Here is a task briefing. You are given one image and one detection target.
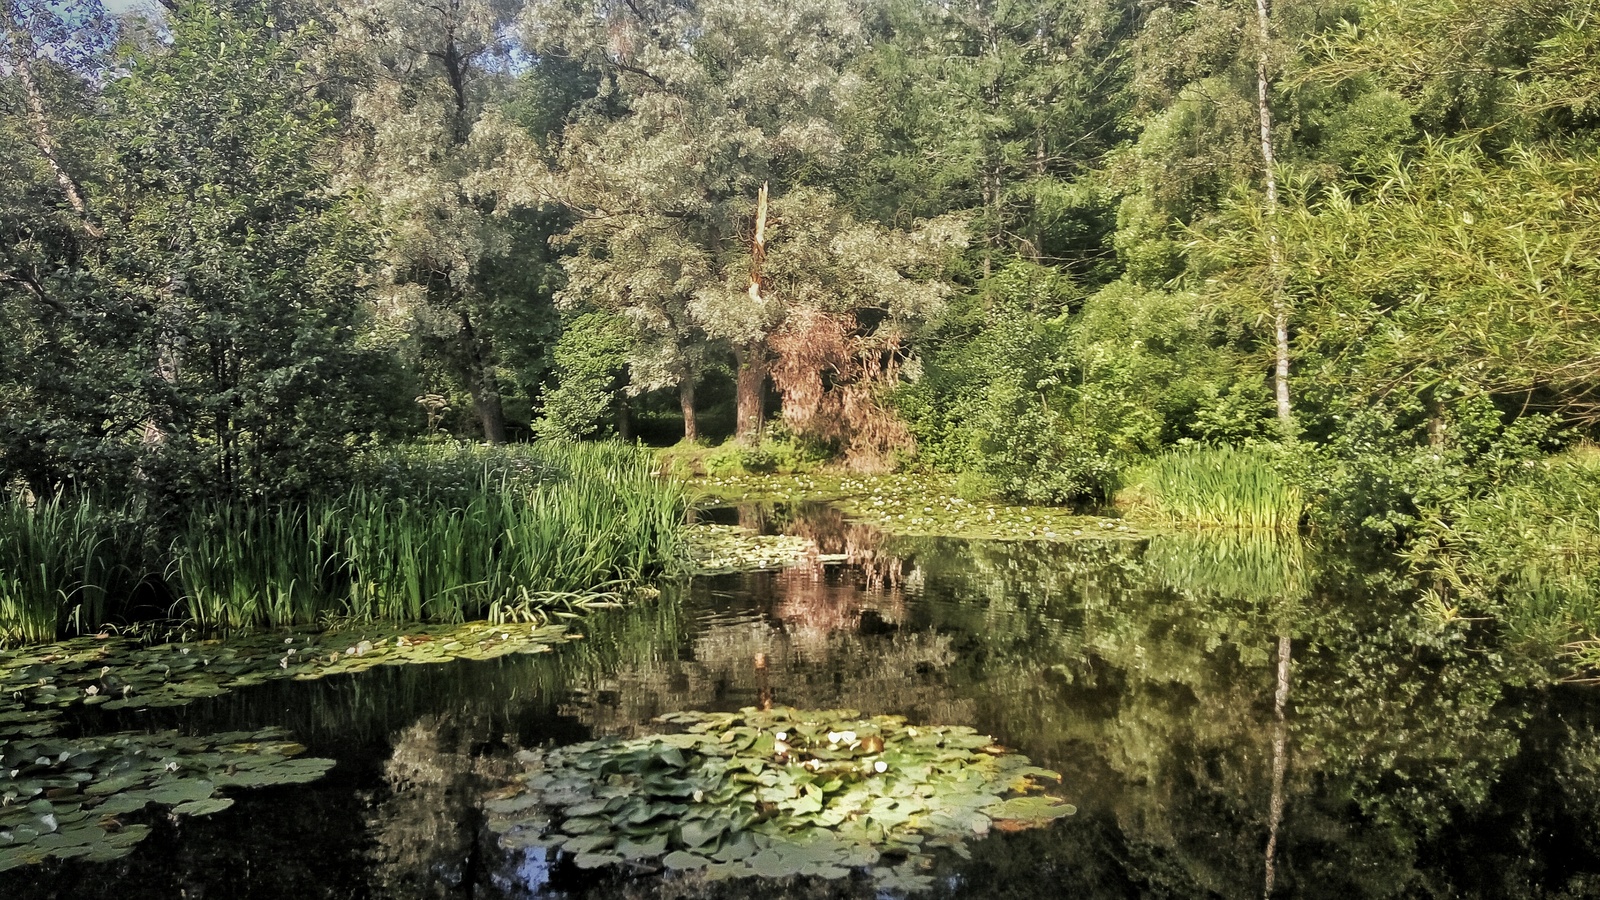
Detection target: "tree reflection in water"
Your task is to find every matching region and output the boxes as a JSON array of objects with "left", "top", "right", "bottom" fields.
[{"left": 6, "top": 503, "right": 1600, "bottom": 899}]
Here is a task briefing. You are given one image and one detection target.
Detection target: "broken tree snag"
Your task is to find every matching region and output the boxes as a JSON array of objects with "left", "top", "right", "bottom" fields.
[
  {"left": 734, "top": 183, "right": 771, "bottom": 446},
  {"left": 747, "top": 181, "right": 768, "bottom": 305}
]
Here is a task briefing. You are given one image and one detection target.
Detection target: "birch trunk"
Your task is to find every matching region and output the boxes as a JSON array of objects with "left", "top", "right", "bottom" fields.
[
  {"left": 3, "top": 0, "right": 100, "bottom": 237},
  {"left": 1255, "top": 0, "right": 1292, "bottom": 433}
]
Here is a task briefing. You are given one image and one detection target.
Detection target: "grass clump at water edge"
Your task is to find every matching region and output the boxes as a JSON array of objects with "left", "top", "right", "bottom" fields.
[
  {"left": 1, "top": 441, "right": 687, "bottom": 641},
  {"left": 1122, "top": 445, "right": 1302, "bottom": 532}
]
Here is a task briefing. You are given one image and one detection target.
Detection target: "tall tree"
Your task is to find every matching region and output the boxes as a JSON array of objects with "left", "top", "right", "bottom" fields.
[
  {"left": 332, "top": 0, "right": 557, "bottom": 442},
  {"left": 522, "top": 0, "right": 961, "bottom": 445},
  {"left": 98, "top": 2, "right": 392, "bottom": 501}
]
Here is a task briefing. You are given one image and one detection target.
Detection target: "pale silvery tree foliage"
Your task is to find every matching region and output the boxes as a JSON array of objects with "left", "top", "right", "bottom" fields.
[
  {"left": 516, "top": 0, "right": 963, "bottom": 444},
  {"left": 331, "top": 0, "right": 539, "bottom": 442}
]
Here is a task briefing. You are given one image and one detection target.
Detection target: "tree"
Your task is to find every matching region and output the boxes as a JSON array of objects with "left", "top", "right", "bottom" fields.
[
  {"left": 97, "top": 2, "right": 394, "bottom": 501},
  {"left": 332, "top": 0, "right": 559, "bottom": 442},
  {"left": 523, "top": 0, "right": 961, "bottom": 446},
  {"left": 848, "top": 0, "right": 1136, "bottom": 283}
]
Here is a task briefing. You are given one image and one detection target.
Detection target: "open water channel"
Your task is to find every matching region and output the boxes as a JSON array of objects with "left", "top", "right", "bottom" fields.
[{"left": 5, "top": 503, "right": 1600, "bottom": 898}]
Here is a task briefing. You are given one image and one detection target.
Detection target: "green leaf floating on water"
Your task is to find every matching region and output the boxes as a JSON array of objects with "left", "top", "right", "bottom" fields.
[
  {"left": 0, "top": 728, "right": 333, "bottom": 872},
  {"left": 0, "top": 621, "right": 573, "bottom": 728},
  {"left": 485, "top": 707, "right": 1075, "bottom": 889}
]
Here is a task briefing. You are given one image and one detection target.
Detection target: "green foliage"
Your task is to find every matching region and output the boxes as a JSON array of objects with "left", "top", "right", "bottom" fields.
[
  {"left": 487, "top": 707, "right": 1073, "bottom": 886},
  {"left": 99, "top": 2, "right": 395, "bottom": 502},
  {"left": 1290, "top": 390, "right": 1561, "bottom": 543},
  {"left": 1407, "top": 450, "right": 1600, "bottom": 660},
  {"left": 899, "top": 267, "right": 1256, "bottom": 505},
  {"left": 0, "top": 497, "right": 146, "bottom": 645},
  {"left": 535, "top": 312, "right": 631, "bottom": 442},
  {"left": 1127, "top": 445, "right": 1302, "bottom": 531}
]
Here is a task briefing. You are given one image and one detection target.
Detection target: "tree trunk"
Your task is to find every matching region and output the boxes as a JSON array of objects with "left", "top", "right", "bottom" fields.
[
  {"left": 1255, "top": 0, "right": 1292, "bottom": 435},
  {"left": 734, "top": 343, "right": 768, "bottom": 446},
  {"left": 616, "top": 393, "right": 632, "bottom": 442},
  {"left": 458, "top": 309, "right": 506, "bottom": 444},
  {"left": 679, "top": 379, "right": 698, "bottom": 443},
  {"left": 3, "top": 3, "right": 99, "bottom": 238},
  {"left": 1263, "top": 634, "right": 1292, "bottom": 898}
]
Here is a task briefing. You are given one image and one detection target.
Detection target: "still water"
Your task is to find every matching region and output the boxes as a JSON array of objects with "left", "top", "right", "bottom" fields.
[{"left": 6, "top": 504, "right": 1600, "bottom": 898}]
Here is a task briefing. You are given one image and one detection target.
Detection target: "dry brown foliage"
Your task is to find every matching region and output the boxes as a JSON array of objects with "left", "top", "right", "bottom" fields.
[{"left": 768, "top": 310, "right": 915, "bottom": 472}]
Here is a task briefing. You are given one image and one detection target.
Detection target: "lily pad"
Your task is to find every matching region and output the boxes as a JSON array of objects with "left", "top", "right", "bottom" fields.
[
  {"left": 485, "top": 707, "right": 1074, "bottom": 888},
  {"left": 0, "top": 728, "right": 332, "bottom": 869}
]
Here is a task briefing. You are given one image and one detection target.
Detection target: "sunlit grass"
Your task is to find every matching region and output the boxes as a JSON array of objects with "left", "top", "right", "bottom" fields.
[
  {"left": 2, "top": 442, "right": 687, "bottom": 641},
  {"left": 1124, "top": 445, "right": 1302, "bottom": 532}
]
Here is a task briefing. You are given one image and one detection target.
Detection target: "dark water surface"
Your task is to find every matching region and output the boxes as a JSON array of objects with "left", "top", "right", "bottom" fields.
[{"left": 7, "top": 504, "right": 1600, "bottom": 898}]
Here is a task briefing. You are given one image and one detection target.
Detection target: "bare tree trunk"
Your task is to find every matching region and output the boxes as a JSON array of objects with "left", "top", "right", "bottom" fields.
[
  {"left": 1255, "top": 0, "right": 1292, "bottom": 434},
  {"left": 734, "top": 343, "right": 767, "bottom": 446},
  {"left": 736, "top": 184, "right": 770, "bottom": 446},
  {"left": 3, "top": 3, "right": 100, "bottom": 238},
  {"left": 615, "top": 393, "right": 632, "bottom": 442},
  {"left": 1263, "top": 634, "right": 1292, "bottom": 898},
  {"left": 458, "top": 309, "right": 506, "bottom": 444},
  {"left": 679, "top": 379, "right": 698, "bottom": 443}
]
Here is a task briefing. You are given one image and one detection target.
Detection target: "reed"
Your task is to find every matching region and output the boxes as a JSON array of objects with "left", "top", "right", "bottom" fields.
[
  {"left": 3, "top": 443, "right": 688, "bottom": 640},
  {"left": 1125, "top": 445, "right": 1302, "bottom": 532},
  {"left": 173, "top": 441, "right": 688, "bottom": 629},
  {"left": 172, "top": 501, "right": 345, "bottom": 629},
  {"left": 0, "top": 496, "right": 142, "bottom": 644}
]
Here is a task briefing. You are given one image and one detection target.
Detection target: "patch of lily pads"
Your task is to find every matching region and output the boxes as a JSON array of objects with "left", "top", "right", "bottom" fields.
[
  {"left": 686, "top": 524, "right": 847, "bottom": 575},
  {"left": 687, "top": 473, "right": 1141, "bottom": 542},
  {"left": 0, "top": 727, "right": 333, "bottom": 871},
  {"left": 0, "top": 620, "right": 575, "bottom": 871},
  {"left": 485, "top": 707, "right": 1075, "bottom": 893},
  {"left": 0, "top": 621, "right": 575, "bottom": 722}
]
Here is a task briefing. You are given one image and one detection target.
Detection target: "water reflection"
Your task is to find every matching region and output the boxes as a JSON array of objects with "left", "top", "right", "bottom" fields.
[{"left": 4, "top": 506, "right": 1600, "bottom": 898}]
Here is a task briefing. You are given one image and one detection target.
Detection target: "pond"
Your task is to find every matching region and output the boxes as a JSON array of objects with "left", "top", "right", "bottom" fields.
[{"left": 4, "top": 502, "right": 1600, "bottom": 898}]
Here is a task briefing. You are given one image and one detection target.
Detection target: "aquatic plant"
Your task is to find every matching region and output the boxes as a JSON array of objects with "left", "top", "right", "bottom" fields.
[
  {"left": 0, "top": 497, "right": 144, "bottom": 645},
  {"left": 174, "top": 501, "right": 347, "bottom": 629},
  {"left": 485, "top": 707, "right": 1074, "bottom": 891},
  {"left": 0, "top": 621, "right": 573, "bottom": 721},
  {"left": 685, "top": 524, "right": 841, "bottom": 575},
  {"left": 1125, "top": 445, "right": 1302, "bottom": 531},
  {"left": 0, "top": 728, "right": 333, "bottom": 871},
  {"left": 686, "top": 472, "right": 1138, "bottom": 542},
  {"left": 0, "top": 442, "right": 687, "bottom": 641}
]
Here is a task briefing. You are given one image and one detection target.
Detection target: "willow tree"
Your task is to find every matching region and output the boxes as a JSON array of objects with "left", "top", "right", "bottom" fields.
[
  {"left": 520, "top": 0, "right": 955, "bottom": 444},
  {"left": 332, "top": 0, "right": 556, "bottom": 442}
]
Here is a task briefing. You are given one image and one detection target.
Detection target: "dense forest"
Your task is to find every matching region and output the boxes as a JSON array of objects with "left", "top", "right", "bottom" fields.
[{"left": 3, "top": 0, "right": 1599, "bottom": 650}]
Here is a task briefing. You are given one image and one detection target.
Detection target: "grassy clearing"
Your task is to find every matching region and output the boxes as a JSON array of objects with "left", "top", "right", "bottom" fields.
[
  {"left": 2, "top": 442, "right": 686, "bottom": 642},
  {"left": 1122, "top": 446, "right": 1301, "bottom": 532}
]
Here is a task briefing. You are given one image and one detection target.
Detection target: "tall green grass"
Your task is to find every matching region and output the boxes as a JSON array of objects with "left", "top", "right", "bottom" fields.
[
  {"left": 0, "top": 496, "right": 144, "bottom": 644},
  {"left": 2, "top": 442, "right": 687, "bottom": 642},
  {"left": 1125, "top": 445, "right": 1302, "bottom": 531},
  {"left": 173, "top": 441, "right": 687, "bottom": 629}
]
